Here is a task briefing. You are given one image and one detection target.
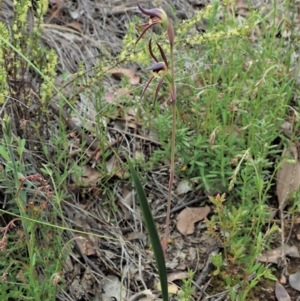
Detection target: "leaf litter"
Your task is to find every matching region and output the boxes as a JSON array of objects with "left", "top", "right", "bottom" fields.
[{"left": 4, "top": 0, "right": 300, "bottom": 300}]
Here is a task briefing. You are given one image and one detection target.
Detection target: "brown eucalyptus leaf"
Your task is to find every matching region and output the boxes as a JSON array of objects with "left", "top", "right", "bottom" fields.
[
  {"left": 275, "top": 282, "right": 291, "bottom": 301},
  {"left": 176, "top": 206, "right": 210, "bottom": 236},
  {"left": 276, "top": 143, "right": 300, "bottom": 211}
]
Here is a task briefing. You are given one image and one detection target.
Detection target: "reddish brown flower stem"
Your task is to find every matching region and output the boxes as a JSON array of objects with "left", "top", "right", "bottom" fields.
[
  {"left": 136, "top": 4, "right": 176, "bottom": 255},
  {"left": 164, "top": 43, "right": 176, "bottom": 255}
]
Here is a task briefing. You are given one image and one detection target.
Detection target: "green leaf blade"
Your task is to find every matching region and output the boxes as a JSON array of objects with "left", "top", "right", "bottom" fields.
[{"left": 128, "top": 160, "right": 169, "bottom": 301}]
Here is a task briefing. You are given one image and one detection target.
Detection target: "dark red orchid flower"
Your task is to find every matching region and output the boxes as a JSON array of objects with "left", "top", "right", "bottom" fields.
[
  {"left": 136, "top": 4, "right": 174, "bottom": 47},
  {"left": 140, "top": 39, "right": 170, "bottom": 100}
]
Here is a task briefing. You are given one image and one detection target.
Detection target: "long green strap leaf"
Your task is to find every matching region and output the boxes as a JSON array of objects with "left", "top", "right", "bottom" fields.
[{"left": 128, "top": 160, "right": 169, "bottom": 301}]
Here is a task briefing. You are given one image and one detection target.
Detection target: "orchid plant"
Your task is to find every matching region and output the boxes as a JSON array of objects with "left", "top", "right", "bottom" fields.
[
  {"left": 134, "top": 4, "right": 176, "bottom": 255},
  {"left": 128, "top": 5, "right": 177, "bottom": 300}
]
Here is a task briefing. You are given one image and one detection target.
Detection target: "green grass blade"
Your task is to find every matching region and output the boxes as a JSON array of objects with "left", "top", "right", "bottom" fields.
[{"left": 128, "top": 160, "right": 169, "bottom": 301}]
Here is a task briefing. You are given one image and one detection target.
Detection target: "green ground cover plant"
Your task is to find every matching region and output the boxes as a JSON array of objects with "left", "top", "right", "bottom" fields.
[
  {"left": 0, "top": 1, "right": 67, "bottom": 299},
  {"left": 127, "top": 1, "right": 299, "bottom": 300},
  {"left": 0, "top": 1, "right": 113, "bottom": 300}
]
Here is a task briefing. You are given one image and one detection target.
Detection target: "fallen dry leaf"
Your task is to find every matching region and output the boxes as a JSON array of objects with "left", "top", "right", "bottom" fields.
[
  {"left": 157, "top": 282, "right": 178, "bottom": 295},
  {"left": 117, "top": 187, "right": 134, "bottom": 219},
  {"left": 113, "top": 118, "right": 137, "bottom": 131},
  {"left": 176, "top": 179, "right": 192, "bottom": 195},
  {"left": 66, "top": 21, "right": 82, "bottom": 33},
  {"left": 116, "top": 87, "right": 131, "bottom": 98},
  {"left": 281, "top": 121, "right": 293, "bottom": 137},
  {"left": 16, "top": 270, "right": 27, "bottom": 283},
  {"left": 275, "top": 282, "right": 291, "bottom": 301},
  {"left": 49, "top": 0, "right": 63, "bottom": 3},
  {"left": 105, "top": 92, "right": 115, "bottom": 103},
  {"left": 128, "top": 290, "right": 155, "bottom": 301},
  {"left": 126, "top": 232, "right": 147, "bottom": 245},
  {"left": 289, "top": 271, "right": 300, "bottom": 292},
  {"left": 73, "top": 165, "right": 101, "bottom": 185},
  {"left": 74, "top": 234, "right": 96, "bottom": 256},
  {"left": 176, "top": 206, "right": 210, "bottom": 235},
  {"left": 280, "top": 274, "right": 287, "bottom": 285},
  {"left": 68, "top": 8, "right": 82, "bottom": 19},
  {"left": 277, "top": 143, "right": 300, "bottom": 211},
  {"left": 106, "top": 154, "right": 128, "bottom": 179},
  {"left": 167, "top": 271, "right": 190, "bottom": 282},
  {"left": 101, "top": 275, "right": 126, "bottom": 301},
  {"left": 235, "top": 0, "right": 250, "bottom": 17},
  {"left": 258, "top": 244, "right": 300, "bottom": 263},
  {"left": 64, "top": 256, "right": 74, "bottom": 272},
  {"left": 104, "top": 88, "right": 132, "bottom": 104},
  {"left": 104, "top": 67, "right": 140, "bottom": 85},
  {"left": 227, "top": 0, "right": 250, "bottom": 17}
]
